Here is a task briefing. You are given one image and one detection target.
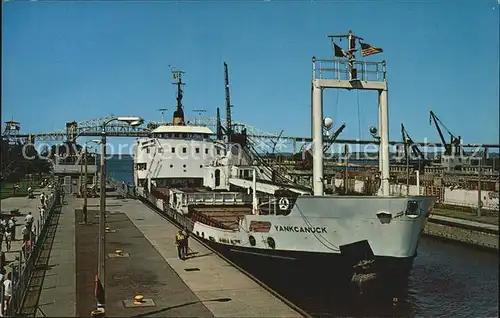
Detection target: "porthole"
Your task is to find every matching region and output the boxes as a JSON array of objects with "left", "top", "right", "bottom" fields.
[
  {"left": 267, "top": 237, "right": 276, "bottom": 249},
  {"left": 200, "top": 165, "right": 203, "bottom": 168},
  {"left": 183, "top": 164, "right": 186, "bottom": 168},
  {"left": 249, "top": 235, "right": 256, "bottom": 246},
  {"left": 170, "top": 164, "right": 173, "bottom": 168}
]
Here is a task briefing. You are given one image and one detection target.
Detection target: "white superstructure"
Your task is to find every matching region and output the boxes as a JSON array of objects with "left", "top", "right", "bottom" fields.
[{"left": 134, "top": 124, "right": 225, "bottom": 190}]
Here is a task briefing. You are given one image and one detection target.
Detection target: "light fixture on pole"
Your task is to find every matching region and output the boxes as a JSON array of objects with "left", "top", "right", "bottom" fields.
[
  {"left": 157, "top": 109, "right": 168, "bottom": 123},
  {"left": 93, "top": 116, "right": 143, "bottom": 316}
]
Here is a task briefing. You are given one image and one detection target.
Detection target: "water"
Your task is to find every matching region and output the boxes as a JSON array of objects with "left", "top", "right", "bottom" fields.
[
  {"left": 106, "top": 155, "right": 134, "bottom": 185},
  {"left": 107, "top": 155, "right": 499, "bottom": 317}
]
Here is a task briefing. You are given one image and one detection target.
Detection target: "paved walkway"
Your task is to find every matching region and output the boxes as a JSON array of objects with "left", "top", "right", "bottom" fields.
[
  {"left": 104, "top": 207, "right": 215, "bottom": 317},
  {"left": 1, "top": 187, "right": 50, "bottom": 259},
  {"left": 106, "top": 197, "right": 301, "bottom": 317},
  {"left": 33, "top": 196, "right": 77, "bottom": 317}
]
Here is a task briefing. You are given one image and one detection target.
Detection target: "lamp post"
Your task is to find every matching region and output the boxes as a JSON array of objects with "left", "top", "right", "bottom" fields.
[
  {"left": 81, "top": 140, "right": 101, "bottom": 224},
  {"left": 94, "top": 116, "right": 144, "bottom": 315}
]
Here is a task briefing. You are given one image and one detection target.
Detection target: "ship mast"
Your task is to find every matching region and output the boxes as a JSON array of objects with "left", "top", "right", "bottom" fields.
[
  {"left": 312, "top": 30, "right": 389, "bottom": 196},
  {"left": 171, "top": 69, "right": 185, "bottom": 126}
]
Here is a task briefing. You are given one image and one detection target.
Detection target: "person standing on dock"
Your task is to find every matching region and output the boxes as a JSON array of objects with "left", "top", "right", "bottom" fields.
[
  {"left": 182, "top": 229, "right": 190, "bottom": 257},
  {"left": 40, "top": 192, "right": 45, "bottom": 206},
  {"left": 40, "top": 206, "right": 46, "bottom": 225},
  {"left": 175, "top": 230, "right": 185, "bottom": 260},
  {"left": 61, "top": 188, "right": 65, "bottom": 205},
  {"left": 0, "top": 220, "right": 5, "bottom": 252}
]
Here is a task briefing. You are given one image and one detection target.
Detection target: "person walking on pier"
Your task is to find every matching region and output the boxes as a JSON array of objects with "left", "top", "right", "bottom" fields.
[
  {"left": 6, "top": 218, "right": 15, "bottom": 242},
  {"left": 3, "top": 273, "right": 12, "bottom": 313},
  {"left": 40, "top": 192, "right": 45, "bottom": 206},
  {"left": 25, "top": 212, "right": 34, "bottom": 231},
  {"left": 40, "top": 206, "right": 45, "bottom": 225},
  {"left": 4, "top": 231, "right": 11, "bottom": 253},
  {"left": 175, "top": 230, "right": 185, "bottom": 260}
]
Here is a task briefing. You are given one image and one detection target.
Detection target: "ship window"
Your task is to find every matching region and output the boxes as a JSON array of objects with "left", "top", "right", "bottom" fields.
[
  {"left": 183, "top": 164, "right": 186, "bottom": 168},
  {"left": 171, "top": 147, "right": 175, "bottom": 153},
  {"left": 182, "top": 148, "right": 187, "bottom": 153},
  {"left": 181, "top": 133, "right": 186, "bottom": 138},
  {"left": 205, "top": 149, "right": 209, "bottom": 154},
  {"left": 200, "top": 165, "right": 203, "bottom": 168},
  {"left": 195, "top": 148, "right": 200, "bottom": 154},
  {"left": 170, "top": 164, "right": 173, "bottom": 168},
  {"left": 146, "top": 148, "right": 150, "bottom": 154},
  {"left": 217, "top": 149, "right": 220, "bottom": 155}
]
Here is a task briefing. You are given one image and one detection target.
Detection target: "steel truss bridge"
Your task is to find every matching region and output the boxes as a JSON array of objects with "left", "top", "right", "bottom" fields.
[{"left": 2, "top": 115, "right": 499, "bottom": 154}]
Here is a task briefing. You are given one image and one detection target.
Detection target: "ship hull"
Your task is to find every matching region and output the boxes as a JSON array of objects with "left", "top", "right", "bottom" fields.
[
  {"left": 139, "top": 188, "right": 434, "bottom": 299},
  {"left": 204, "top": 238, "right": 414, "bottom": 298}
]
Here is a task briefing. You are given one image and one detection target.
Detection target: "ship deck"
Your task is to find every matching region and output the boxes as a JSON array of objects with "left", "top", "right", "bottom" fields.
[{"left": 191, "top": 205, "right": 253, "bottom": 230}]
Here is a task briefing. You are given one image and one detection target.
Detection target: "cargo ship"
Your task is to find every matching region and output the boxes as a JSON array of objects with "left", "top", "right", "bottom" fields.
[{"left": 134, "top": 31, "right": 437, "bottom": 296}]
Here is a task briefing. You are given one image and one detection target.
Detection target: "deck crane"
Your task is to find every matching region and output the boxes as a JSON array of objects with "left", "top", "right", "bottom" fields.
[
  {"left": 401, "top": 123, "right": 424, "bottom": 160},
  {"left": 323, "top": 123, "right": 346, "bottom": 153},
  {"left": 429, "top": 110, "right": 462, "bottom": 157},
  {"left": 295, "top": 123, "right": 346, "bottom": 169}
]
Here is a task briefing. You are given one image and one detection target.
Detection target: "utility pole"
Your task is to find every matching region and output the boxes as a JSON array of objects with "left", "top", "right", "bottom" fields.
[
  {"left": 80, "top": 150, "right": 84, "bottom": 197},
  {"left": 193, "top": 109, "right": 207, "bottom": 126},
  {"left": 83, "top": 145, "right": 88, "bottom": 223},
  {"left": 97, "top": 130, "right": 106, "bottom": 313},
  {"left": 477, "top": 152, "right": 482, "bottom": 217},
  {"left": 344, "top": 144, "right": 349, "bottom": 194},
  {"left": 406, "top": 144, "right": 410, "bottom": 195}
]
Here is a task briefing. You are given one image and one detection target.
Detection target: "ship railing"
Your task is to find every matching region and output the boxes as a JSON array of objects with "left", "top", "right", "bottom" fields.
[
  {"left": 313, "top": 58, "right": 387, "bottom": 82},
  {"left": 255, "top": 195, "right": 295, "bottom": 216},
  {"left": 142, "top": 189, "right": 195, "bottom": 232},
  {"left": 107, "top": 177, "right": 135, "bottom": 198},
  {"left": 190, "top": 210, "right": 231, "bottom": 230},
  {"left": 184, "top": 192, "right": 252, "bottom": 206}
]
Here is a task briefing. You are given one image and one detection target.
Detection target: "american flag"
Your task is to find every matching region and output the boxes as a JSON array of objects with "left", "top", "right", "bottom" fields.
[{"left": 360, "top": 42, "right": 383, "bottom": 57}]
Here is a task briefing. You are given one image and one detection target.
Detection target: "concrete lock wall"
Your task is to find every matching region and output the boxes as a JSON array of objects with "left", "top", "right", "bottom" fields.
[{"left": 331, "top": 177, "right": 499, "bottom": 211}]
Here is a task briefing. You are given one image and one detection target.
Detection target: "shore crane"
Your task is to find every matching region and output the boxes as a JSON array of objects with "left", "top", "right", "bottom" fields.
[
  {"left": 429, "top": 110, "right": 463, "bottom": 157},
  {"left": 401, "top": 123, "right": 424, "bottom": 160}
]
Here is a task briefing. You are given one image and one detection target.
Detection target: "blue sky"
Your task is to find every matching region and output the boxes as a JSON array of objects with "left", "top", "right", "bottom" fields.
[{"left": 2, "top": 0, "right": 499, "bottom": 152}]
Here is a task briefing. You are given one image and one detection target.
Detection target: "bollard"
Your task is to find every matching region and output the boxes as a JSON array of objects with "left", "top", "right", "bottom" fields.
[{"left": 134, "top": 295, "right": 144, "bottom": 305}]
